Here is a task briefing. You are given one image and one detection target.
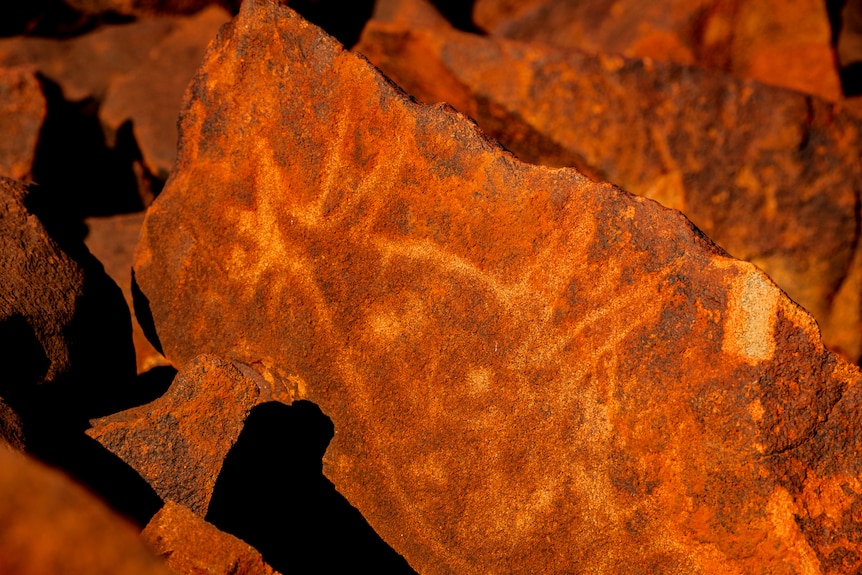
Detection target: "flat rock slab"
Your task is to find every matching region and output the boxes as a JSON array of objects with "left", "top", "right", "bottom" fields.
[
  {"left": 142, "top": 501, "right": 280, "bottom": 575},
  {"left": 472, "top": 0, "right": 843, "bottom": 102},
  {"left": 356, "top": 0, "right": 862, "bottom": 362},
  {"left": 88, "top": 355, "right": 264, "bottom": 516},
  {"left": 0, "top": 442, "right": 173, "bottom": 575},
  {"left": 100, "top": 5, "right": 230, "bottom": 180},
  {"left": 134, "top": 1, "right": 862, "bottom": 572},
  {"left": 0, "top": 67, "right": 45, "bottom": 181}
]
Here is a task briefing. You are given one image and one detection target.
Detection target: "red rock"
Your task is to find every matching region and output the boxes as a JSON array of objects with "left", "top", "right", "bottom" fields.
[
  {"left": 0, "top": 18, "right": 176, "bottom": 103},
  {"left": 100, "top": 5, "right": 231, "bottom": 181},
  {"left": 0, "top": 399, "right": 24, "bottom": 451},
  {"left": 0, "top": 176, "right": 135, "bottom": 400},
  {"left": 356, "top": 0, "right": 862, "bottom": 362},
  {"left": 85, "top": 213, "right": 171, "bottom": 373},
  {"left": 133, "top": 1, "right": 862, "bottom": 572},
  {"left": 0, "top": 67, "right": 45, "bottom": 181},
  {"left": 142, "top": 501, "right": 280, "bottom": 575},
  {"left": 87, "top": 354, "right": 266, "bottom": 515},
  {"left": 473, "top": 0, "right": 843, "bottom": 102},
  {"left": 0, "top": 441, "right": 174, "bottom": 575}
]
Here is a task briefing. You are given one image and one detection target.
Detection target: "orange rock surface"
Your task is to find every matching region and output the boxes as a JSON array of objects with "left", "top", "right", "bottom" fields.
[
  {"left": 133, "top": 1, "right": 862, "bottom": 572},
  {"left": 0, "top": 442, "right": 173, "bottom": 575},
  {"left": 356, "top": 0, "right": 862, "bottom": 362},
  {"left": 100, "top": 5, "right": 230, "bottom": 181},
  {"left": 0, "top": 67, "right": 45, "bottom": 181},
  {"left": 88, "top": 355, "right": 263, "bottom": 515},
  {"left": 142, "top": 501, "right": 280, "bottom": 575},
  {"left": 472, "top": 0, "right": 843, "bottom": 102}
]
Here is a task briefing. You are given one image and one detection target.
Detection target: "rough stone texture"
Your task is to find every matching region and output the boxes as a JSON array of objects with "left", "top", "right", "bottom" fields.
[
  {"left": 100, "top": 5, "right": 230, "bottom": 181},
  {"left": 0, "top": 398, "right": 25, "bottom": 451},
  {"left": 142, "top": 501, "right": 280, "bottom": 575},
  {"left": 472, "top": 0, "right": 843, "bottom": 103},
  {"left": 0, "top": 442, "right": 174, "bottom": 575},
  {"left": 134, "top": 1, "right": 862, "bottom": 572},
  {"left": 84, "top": 212, "right": 170, "bottom": 373},
  {"left": 0, "top": 67, "right": 46, "bottom": 181},
  {"left": 0, "top": 18, "right": 176, "bottom": 103},
  {"left": 87, "top": 354, "right": 263, "bottom": 516},
  {"left": 356, "top": 0, "right": 862, "bottom": 362}
]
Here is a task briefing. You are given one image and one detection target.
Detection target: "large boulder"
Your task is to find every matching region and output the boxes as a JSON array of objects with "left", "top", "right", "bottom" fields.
[{"left": 133, "top": 1, "right": 862, "bottom": 572}]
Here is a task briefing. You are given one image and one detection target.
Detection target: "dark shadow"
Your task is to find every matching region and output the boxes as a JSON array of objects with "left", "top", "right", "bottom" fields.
[
  {"left": 128, "top": 365, "right": 177, "bottom": 409},
  {"left": 0, "top": 315, "right": 50, "bottom": 399},
  {"left": 289, "top": 0, "right": 376, "bottom": 48},
  {"left": 207, "top": 401, "right": 418, "bottom": 575},
  {"left": 131, "top": 269, "right": 165, "bottom": 356},
  {"left": 430, "top": 0, "right": 482, "bottom": 33},
  {"left": 30, "top": 75, "right": 145, "bottom": 220},
  {"left": 841, "top": 61, "right": 862, "bottom": 97}
]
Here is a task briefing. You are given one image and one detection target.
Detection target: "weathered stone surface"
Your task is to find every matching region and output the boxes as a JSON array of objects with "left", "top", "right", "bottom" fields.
[
  {"left": 472, "top": 0, "right": 843, "bottom": 102},
  {"left": 87, "top": 354, "right": 264, "bottom": 515},
  {"left": 356, "top": 0, "right": 862, "bottom": 362},
  {"left": 0, "top": 176, "right": 135, "bottom": 403},
  {"left": 84, "top": 212, "right": 170, "bottom": 373},
  {"left": 134, "top": 1, "right": 862, "bottom": 572},
  {"left": 0, "top": 442, "right": 174, "bottom": 575},
  {"left": 0, "top": 398, "right": 25, "bottom": 451},
  {"left": 142, "top": 501, "right": 280, "bottom": 575},
  {"left": 100, "top": 5, "right": 230, "bottom": 181},
  {"left": 0, "top": 18, "right": 176, "bottom": 103},
  {"left": 0, "top": 67, "right": 46, "bottom": 181}
]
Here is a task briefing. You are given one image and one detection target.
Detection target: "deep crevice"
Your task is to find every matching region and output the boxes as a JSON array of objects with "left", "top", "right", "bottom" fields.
[{"left": 206, "top": 401, "right": 418, "bottom": 575}]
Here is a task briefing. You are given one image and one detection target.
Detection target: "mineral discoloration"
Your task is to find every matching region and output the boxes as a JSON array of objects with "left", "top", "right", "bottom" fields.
[{"left": 133, "top": 1, "right": 862, "bottom": 572}]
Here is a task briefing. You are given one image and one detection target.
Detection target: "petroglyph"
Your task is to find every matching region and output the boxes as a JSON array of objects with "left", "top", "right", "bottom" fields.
[{"left": 134, "top": 1, "right": 862, "bottom": 572}]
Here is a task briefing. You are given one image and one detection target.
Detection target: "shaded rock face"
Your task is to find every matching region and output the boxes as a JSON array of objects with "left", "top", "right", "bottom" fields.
[
  {"left": 355, "top": 0, "right": 862, "bottom": 362},
  {"left": 84, "top": 212, "right": 169, "bottom": 373},
  {"left": 142, "top": 501, "right": 279, "bottom": 575},
  {"left": 99, "top": 5, "right": 231, "bottom": 182},
  {"left": 88, "top": 354, "right": 262, "bottom": 515},
  {"left": 472, "top": 0, "right": 843, "bottom": 102},
  {"left": 134, "top": 1, "right": 862, "bottom": 573},
  {"left": 0, "top": 443, "right": 174, "bottom": 575},
  {"left": 0, "top": 67, "right": 46, "bottom": 181}
]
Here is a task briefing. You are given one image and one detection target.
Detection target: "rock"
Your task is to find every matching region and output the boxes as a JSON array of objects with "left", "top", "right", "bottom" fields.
[
  {"left": 0, "top": 67, "right": 46, "bottom": 181},
  {"left": 0, "top": 18, "right": 176, "bottom": 103},
  {"left": 84, "top": 212, "right": 170, "bottom": 373},
  {"left": 472, "top": 0, "right": 843, "bottom": 102},
  {"left": 142, "top": 501, "right": 280, "bottom": 575},
  {"left": 133, "top": 0, "right": 862, "bottom": 572},
  {"left": 0, "top": 176, "right": 135, "bottom": 404},
  {"left": 355, "top": 0, "right": 862, "bottom": 362},
  {"left": 87, "top": 355, "right": 266, "bottom": 516},
  {"left": 0, "top": 442, "right": 174, "bottom": 575},
  {"left": 100, "top": 5, "right": 231, "bottom": 182},
  {"left": 0, "top": 398, "right": 25, "bottom": 451},
  {"left": 63, "top": 0, "right": 234, "bottom": 17}
]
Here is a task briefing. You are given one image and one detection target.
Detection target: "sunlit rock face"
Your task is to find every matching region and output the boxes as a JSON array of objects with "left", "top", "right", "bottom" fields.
[{"left": 134, "top": 1, "right": 862, "bottom": 573}]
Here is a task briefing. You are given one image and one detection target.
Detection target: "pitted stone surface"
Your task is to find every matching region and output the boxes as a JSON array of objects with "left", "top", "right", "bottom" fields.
[{"left": 134, "top": 1, "right": 862, "bottom": 572}]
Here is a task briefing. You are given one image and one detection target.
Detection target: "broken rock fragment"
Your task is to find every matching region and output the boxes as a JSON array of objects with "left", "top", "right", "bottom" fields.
[
  {"left": 0, "top": 67, "right": 45, "bottom": 180},
  {"left": 100, "top": 5, "right": 231, "bottom": 181},
  {"left": 472, "top": 0, "right": 843, "bottom": 102},
  {"left": 87, "top": 354, "right": 265, "bottom": 516},
  {"left": 0, "top": 442, "right": 174, "bottom": 575},
  {"left": 134, "top": 1, "right": 862, "bottom": 572},
  {"left": 142, "top": 501, "right": 280, "bottom": 575},
  {"left": 356, "top": 0, "right": 862, "bottom": 362}
]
